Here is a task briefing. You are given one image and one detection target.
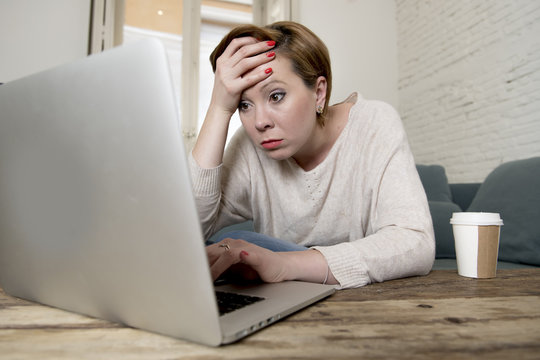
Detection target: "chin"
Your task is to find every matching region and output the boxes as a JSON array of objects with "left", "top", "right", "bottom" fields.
[{"left": 264, "top": 149, "right": 293, "bottom": 162}]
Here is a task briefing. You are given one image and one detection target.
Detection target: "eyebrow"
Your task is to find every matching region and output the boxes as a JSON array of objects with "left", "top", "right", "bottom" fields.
[
  {"left": 259, "top": 79, "right": 287, "bottom": 93},
  {"left": 241, "top": 80, "right": 287, "bottom": 102}
]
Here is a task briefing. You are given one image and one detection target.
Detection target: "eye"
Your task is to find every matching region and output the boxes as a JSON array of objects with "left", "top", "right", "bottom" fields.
[
  {"left": 238, "top": 101, "right": 251, "bottom": 112},
  {"left": 270, "top": 92, "right": 285, "bottom": 103}
]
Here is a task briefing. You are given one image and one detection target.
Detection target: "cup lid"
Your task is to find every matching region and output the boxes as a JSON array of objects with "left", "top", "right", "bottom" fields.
[{"left": 450, "top": 212, "right": 503, "bottom": 226}]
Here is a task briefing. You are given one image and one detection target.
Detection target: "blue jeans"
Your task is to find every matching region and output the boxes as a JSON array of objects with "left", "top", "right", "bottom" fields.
[{"left": 207, "top": 230, "right": 308, "bottom": 252}]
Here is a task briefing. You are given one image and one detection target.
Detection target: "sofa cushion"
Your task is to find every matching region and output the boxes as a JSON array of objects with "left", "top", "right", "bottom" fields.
[
  {"left": 468, "top": 157, "right": 540, "bottom": 266},
  {"left": 416, "top": 164, "right": 458, "bottom": 258},
  {"left": 416, "top": 165, "right": 453, "bottom": 203},
  {"left": 449, "top": 183, "right": 481, "bottom": 211},
  {"left": 429, "top": 200, "right": 462, "bottom": 258}
]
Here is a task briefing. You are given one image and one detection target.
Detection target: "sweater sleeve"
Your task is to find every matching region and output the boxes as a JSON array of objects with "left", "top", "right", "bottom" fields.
[
  {"left": 188, "top": 129, "right": 254, "bottom": 240},
  {"left": 188, "top": 153, "right": 222, "bottom": 240},
  {"left": 313, "top": 103, "right": 435, "bottom": 289}
]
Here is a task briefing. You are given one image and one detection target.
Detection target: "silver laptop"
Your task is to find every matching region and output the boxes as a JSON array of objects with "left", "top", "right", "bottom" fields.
[{"left": 0, "top": 39, "right": 335, "bottom": 346}]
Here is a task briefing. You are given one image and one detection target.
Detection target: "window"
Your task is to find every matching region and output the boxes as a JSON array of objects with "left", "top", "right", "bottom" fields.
[{"left": 90, "top": 0, "right": 292, "bottom": 148}]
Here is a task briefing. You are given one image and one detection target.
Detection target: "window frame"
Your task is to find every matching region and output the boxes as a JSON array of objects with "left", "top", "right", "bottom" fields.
[{"left": 90, "top": 0, "right": 294, "bottom": 149}]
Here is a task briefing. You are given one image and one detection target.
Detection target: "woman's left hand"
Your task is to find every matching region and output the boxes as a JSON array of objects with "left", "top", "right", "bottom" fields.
[{"left": 206, "top": 238, "right": 289, "bottom": 283}]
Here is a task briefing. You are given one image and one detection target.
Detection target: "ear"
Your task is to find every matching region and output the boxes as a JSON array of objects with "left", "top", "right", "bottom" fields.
[{"left": 314, "top": 76, "right": 327, "bottom": 108}]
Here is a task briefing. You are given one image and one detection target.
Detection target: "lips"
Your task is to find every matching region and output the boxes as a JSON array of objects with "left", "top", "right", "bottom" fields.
[{"left": 261, "top": 139, "right": 283, "bottom": 149}]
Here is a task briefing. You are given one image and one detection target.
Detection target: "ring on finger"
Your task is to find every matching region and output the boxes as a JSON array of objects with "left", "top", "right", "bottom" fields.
[{"left": 219, "top": 243, "right": 231, "bottom": 251}]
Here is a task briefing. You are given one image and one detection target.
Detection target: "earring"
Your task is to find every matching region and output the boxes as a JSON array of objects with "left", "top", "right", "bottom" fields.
[{"left": 316, "top": 105, "right": 323, "bottom": 115}]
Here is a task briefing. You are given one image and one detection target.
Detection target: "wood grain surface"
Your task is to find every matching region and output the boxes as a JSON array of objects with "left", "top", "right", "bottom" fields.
[{"left": 1, "top": 269, "right": 539, "bottom": 359}]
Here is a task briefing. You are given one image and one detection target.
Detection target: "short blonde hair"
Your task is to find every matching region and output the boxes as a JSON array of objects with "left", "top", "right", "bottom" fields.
[{"left": 210, "top": 21, "right": 332, "bottom": 126}]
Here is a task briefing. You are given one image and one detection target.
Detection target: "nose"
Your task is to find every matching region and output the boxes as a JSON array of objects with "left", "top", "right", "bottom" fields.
[{"left": 254, "top": 107, "right": 275, "bottom": 132}]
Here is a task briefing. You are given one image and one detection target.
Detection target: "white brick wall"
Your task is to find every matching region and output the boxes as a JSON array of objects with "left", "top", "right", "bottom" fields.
[{"left": 396, "top": 0, "right": 540, "bottom": 183}]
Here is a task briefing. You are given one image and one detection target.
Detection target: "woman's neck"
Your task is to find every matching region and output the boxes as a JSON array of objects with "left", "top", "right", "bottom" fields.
[{"left": 292, "top": 101, "right": 353, "bottom": 171}]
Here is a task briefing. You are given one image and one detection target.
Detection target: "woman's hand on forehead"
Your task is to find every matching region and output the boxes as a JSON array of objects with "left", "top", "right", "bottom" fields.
[
  {"left": 211, "top": 38, "right": 276, "bottom": 115},
  {"left": 193, "top": 37, "right": 276, "bottom": 168}
]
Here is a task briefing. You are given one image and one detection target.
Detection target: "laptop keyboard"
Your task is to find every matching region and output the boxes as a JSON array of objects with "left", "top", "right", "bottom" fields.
[{"left": 215, "top": 291, "right": 265, "bottom": 316}]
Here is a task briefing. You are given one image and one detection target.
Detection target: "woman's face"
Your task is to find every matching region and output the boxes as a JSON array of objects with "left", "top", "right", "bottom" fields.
[{"left": 238, "top": 56, "right": 326, "bottom": 163}]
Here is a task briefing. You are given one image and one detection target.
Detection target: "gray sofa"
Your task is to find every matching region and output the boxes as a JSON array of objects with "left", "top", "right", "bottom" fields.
[{"left": 417, "top": 157, "right": 540, "bottom": 270}]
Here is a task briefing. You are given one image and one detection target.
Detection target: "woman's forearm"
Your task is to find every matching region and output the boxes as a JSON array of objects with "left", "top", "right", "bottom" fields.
[
  {"left": 282, "top": 249, "right": 338, "bottom": 285},
  {"left": 191, "top": 104, "right": 232, "bottom": 169}
]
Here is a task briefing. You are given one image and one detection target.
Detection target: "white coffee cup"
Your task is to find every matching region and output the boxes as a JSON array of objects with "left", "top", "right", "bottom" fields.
[{"left": 450, "top": 212, "right": 503, "bottom": 278}]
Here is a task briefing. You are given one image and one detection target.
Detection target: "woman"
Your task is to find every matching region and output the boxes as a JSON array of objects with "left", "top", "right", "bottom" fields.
[{"left": 190, "top": 21, "right": 435, "bottom": 289}]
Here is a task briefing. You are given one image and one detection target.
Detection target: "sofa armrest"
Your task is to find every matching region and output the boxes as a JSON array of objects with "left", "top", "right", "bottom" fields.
[{"left": 449, "top": 183, "right": 481, "bottom": 211}]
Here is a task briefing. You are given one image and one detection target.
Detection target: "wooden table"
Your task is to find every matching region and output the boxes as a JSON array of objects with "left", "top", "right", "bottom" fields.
[{"left": 1, "top": 269, "right": 539, "bottom": 359}]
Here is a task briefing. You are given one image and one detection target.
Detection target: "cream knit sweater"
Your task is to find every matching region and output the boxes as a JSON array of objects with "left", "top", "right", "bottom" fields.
[{"left": 190, "top": 93, "right": 435, "bottom": 288}]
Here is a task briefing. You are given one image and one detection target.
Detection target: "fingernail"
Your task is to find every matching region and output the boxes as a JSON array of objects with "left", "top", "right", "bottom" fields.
[
  {"left": 241, "top": 250, "right": 249, "bottom": 256},
  {"left": 267, "top": 40, "right": 276, "bottom": 47},
  {"left": 265, "top": 68, "right": 272, "bottom": 74},
  {"left": 266, "top": 51, "right": 275, "bottom": 58}
]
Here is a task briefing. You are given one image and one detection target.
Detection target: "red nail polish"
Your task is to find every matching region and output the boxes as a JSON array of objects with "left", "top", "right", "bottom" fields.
[
  {"left": 241, "top": 250, "right": 249, "bottom": 256},
  {"left": 267, "top": 40, "right": 276, "bottom": 47},
  {"left": 265, "top": 68, "right": 272, "bottom": 74},
  {"left": 266, "top": 51, "right": 275, "bottom": 58}
]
